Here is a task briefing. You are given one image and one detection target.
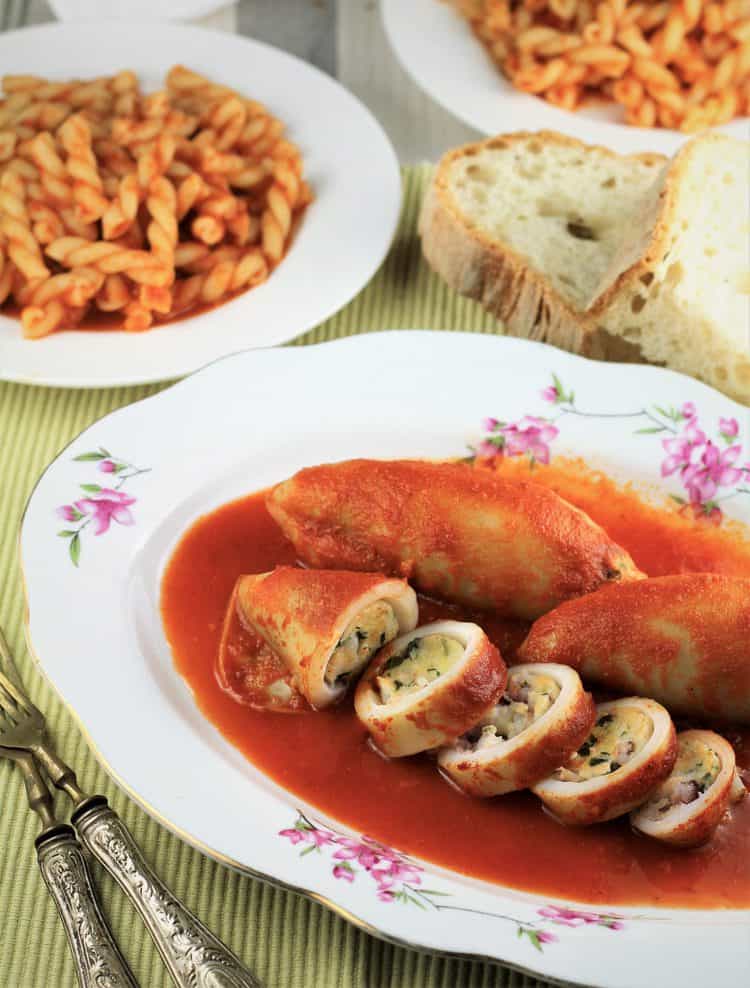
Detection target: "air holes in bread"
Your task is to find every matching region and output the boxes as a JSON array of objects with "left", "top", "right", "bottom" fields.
[
  {"left": 631, "top": 295, "right": 646, "bottom": 313},
  {"left": 666, "top": 261, "right": 685, "bottom": 285},
  {"left": 567, "top": 221, "right": 597, "bottom": 241},
  {"left": 466, "top": 165, "right": 494, "bottom": 184},
  {"left": 536, "top": 199, "right": 560, "bottom": 218}
]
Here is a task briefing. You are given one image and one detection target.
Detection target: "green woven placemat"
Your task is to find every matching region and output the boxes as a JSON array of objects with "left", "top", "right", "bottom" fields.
[{"left": 0, "top": 166, "right": 549, "bottom": 988}]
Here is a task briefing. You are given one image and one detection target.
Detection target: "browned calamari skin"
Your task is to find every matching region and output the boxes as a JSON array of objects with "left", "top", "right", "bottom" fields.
[
  {"left": 518, "top": 574, "right": 750, "bottom": 723},
  {"left": 266, "top": 459, "right": 643, "bottom": 620},
  {"left": 216, "top": 579, "right": 309, "bottom": 713},
  {"left": 664, "top": 795, "right": 731, "bottom": 848},
  {"left": 237, "top": 567, "right": 407, "bottom": 649}
]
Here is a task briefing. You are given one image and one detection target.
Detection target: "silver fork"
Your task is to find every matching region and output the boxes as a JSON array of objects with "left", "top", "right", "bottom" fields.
[
  {"left": 0, "top": 741, "right": 137, "bottom": 987},
  {"left": 0, "top": 628, "right": 262, "bottom": 988}
]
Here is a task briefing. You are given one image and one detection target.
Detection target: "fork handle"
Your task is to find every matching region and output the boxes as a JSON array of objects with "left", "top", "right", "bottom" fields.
[
  {"left": 36, "top": 825, "right": 138, "bottom": 988},
  {"left": 72, "top": 797, "right": 262, "bottom": 988}
]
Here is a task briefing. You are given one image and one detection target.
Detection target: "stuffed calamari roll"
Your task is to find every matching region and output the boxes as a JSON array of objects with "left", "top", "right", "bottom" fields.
[
  {"left": 235, "top": 567, "right": 418, "bottom": 709},
  {"left": 354, "top": 621, "right": 506, "bottom": 757},
  {"left": 532, "top": 697, "right": 677, "bottom": 825},
  {"left": 267, "top": 459, "right": 643, "bottom": 620},
  {"left": 438, "top": 664, "right": 596, "bottom": 796},
  {"left": 631, "top": 730, "right": 745, "bottom": 848},
  {"left": 518, "top": 574, "right": 750, "bottom": 723}
]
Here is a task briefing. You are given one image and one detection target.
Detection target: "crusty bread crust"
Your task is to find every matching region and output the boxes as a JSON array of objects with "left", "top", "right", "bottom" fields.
[{"left": 419, "top": 131, "right": 666, "bottom": 359}]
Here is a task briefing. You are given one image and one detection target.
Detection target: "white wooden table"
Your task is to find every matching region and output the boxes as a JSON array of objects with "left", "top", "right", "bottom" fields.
[{"left": 3, "top": 0, "right": 481, "bottom": 162}]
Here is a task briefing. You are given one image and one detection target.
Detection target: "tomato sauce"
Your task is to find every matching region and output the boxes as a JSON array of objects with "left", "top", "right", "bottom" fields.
[{"left": 161, "top": 461, "right": 750, "bottom": 908}]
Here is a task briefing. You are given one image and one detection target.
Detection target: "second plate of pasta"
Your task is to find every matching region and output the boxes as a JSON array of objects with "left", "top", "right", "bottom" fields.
[
  {"left": 0, "top": 21, "right": 401, "bottom": 387},
  {"left": 382, "top": 0, "right": 750, "bottom": 155}
]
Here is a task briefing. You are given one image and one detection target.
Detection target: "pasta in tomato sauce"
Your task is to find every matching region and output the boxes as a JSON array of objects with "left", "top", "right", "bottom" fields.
[
  {"left": 0, "top": 65, "right": 311, "bottom": 337},
  {"left": 450, "top": 0, "right": 750, "bottom": 131}
]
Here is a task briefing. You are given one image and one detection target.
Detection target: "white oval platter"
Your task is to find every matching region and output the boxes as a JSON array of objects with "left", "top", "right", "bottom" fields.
[{"left": 21, "top": 332, "right": 750, "bottom": 987}]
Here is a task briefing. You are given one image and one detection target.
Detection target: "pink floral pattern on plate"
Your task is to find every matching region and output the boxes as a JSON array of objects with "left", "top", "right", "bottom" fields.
[
  {"left": 477, "top": 374, "right": 750, "bottom": 525},
  {"left": 279, "top": 813, "right": 627, "bottom": 952},
  {"left": 56, "top": 447, "right": 150, "bottom": 566}
]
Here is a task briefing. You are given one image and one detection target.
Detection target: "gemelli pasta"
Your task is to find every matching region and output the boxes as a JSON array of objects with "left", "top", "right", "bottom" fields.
[
  {"left": 0, "top": 65, "right": 311, "bottom": 338},
  {"left": 450, "top": 0, "right": 750, "bottom": 130}
]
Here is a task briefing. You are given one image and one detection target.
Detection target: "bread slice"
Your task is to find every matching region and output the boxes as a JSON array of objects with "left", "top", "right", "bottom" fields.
[
  {"left": 419, "top": 132, "right": 666, "bottom": 359},
  {"left": 587, "top": 133, "right": 750, "bottom": 404},
  {"left": 420, "top": 131, "right": 750, "bottom": 404}
]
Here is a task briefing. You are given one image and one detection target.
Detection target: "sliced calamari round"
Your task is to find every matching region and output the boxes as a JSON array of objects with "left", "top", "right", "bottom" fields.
[
  {"left": 438, "top": 663, "right": 596, "bottom": 796},
  {"left": 631, "top": 730, "right": 744, "bottom": 847},
  {"left": 532, "top": 696, "right": 676, "bottom": 825},
  {"left": 354, "top": 620, "right": 506, "bottom": 757}
]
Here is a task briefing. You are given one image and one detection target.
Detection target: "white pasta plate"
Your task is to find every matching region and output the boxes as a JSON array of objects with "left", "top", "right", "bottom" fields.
[
  {"left": 20, "top": 332, "right": 750, "bottom": 988},
  {"left": 381, "top": 0, "right": 750, "bottom": 156},
  {"left": 0, "top": 21, "right": 400, "bottom": 388}
]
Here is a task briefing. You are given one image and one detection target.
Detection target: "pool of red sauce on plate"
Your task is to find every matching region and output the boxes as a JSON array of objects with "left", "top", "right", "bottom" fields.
[{"left": 161, "top": 458, "right": 750, "bottom": 908}]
